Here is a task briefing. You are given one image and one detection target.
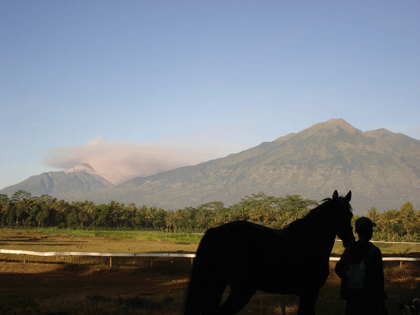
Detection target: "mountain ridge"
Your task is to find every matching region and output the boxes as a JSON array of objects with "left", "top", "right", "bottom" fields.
[
  {"left": 67, "top": 119, "right": 420, "bottom": 213},
  {"left": 2, "top": 119, "right": 419, "bottom": 214},
  {"left": 0, "top": 169, "right": 113, "bottom": 198}
]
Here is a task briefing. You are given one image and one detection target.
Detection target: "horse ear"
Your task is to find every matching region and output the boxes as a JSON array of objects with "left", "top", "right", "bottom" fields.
[
  {"left": 332, "top": 190, "right": 338, "bottom": 200},
  {"left": 345, "top": 191, "right": 352, "bottom": 202}
]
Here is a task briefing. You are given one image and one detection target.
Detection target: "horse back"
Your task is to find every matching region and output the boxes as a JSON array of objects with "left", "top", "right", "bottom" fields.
[{"left": 206, "top": 221, "right": 329, "bottom": 294}]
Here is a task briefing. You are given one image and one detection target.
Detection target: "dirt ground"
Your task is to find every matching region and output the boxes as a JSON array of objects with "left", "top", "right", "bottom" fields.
[
  {"left": 1, "top": 229, "right": 420, "bottom": 314},
  {"left": 0, "top": 258, "right": 191, "bottom": 314}
]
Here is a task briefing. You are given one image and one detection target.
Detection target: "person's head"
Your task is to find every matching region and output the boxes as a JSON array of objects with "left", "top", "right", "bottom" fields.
[{"left": 355, "top": 217, "right": 376, "bottom": 241}]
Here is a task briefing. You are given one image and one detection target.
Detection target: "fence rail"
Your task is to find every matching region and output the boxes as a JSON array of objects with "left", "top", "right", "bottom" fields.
[
  {"left": 335, "top": 239, "right": 420, "bottom": 245},
  {"left": 0, "top": 249, "right": 195, "bottom": 258},
  {"left": 1, "top": 249, "right": 419, "bottom": 261}
]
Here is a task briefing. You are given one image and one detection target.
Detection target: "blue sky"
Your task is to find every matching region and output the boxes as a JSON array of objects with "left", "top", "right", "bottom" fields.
[{"left": 1, "top": 1, "right": 419, "bottom": 190}]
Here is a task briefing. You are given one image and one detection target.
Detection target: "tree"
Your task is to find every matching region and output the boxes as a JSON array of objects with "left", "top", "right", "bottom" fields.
[
  {"left": 144, "top": 206, "right": 156, "bottom": 229},
  {"left": 38, "top": 194, "right": 55, "bottom": 203},
  {"left": 381, "top": 209, "right": 399, "bottom": 241},
  {"left": 35, "top": 202, "right": 50, "bottom": 228},
  {"left": 212, "top": 207, "right": 229, "bottom": 227},
  {"left": 92, "top": 204, "right": 111, "bottom": 227},
  {"left": 66, "top": 206, "right": 79, "bottom": 227},
  {"left": 400, "top": 202, "right": 418, "bottom": 237},
  {"left": 174, "top": 209, "right": 188, "bottom": 231},
  {"left": 249, "top": 203, "right": 266, "bottom": 223},
  {"left": 107, "top": 200, "right": 125, "bottom": 228},
  {"left": 10, "top": 190, "right": 32, "bottom": 202},
  {"left": 165, "top": 210, "right": 176, "bottom": 232},
  {"left": 132, "top": 205, "right": 148, "bottom": 228},
  {"left": 152, "top": 208, "right": 166, "bottom": 231},
  {"left": 280, "top": 195, "right": 317, "bottom": 214},
  {"left": 197, "top": 201, "right": 225, "bottom": 212},
  {"left": 71, "top": 201, "right": 94, "bottom": 228},
  {"left": 195, "top": 208, "right": 214, "bottom": 230},
  {"left": 367, "top": 207, "right": 380, "bottom": 222},
  {"left": 0, "top": 194, "right": 9, "bottom": 204},
  {"left": 53, "top": 199, "right": 71, "bottom": 227},
  {"left": 0, "top": 194, "right": 9, "bottom": 225},
  {"left": 229, "top": 204, "right": 250, "bottom": 221},
  {"left": 15, "top": 197, "right": 34, "bottom": 225}
]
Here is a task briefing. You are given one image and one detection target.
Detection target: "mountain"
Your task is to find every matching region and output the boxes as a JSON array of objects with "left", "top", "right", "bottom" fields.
[
  {"left": 63, "top": 119, "right": 420, "bottom": 213},
  {"left": 0, "top": 163, "right": 113, "bottom": 199},
  {"left": 2, "top": 119, "right": 419, "bottom": 213}
]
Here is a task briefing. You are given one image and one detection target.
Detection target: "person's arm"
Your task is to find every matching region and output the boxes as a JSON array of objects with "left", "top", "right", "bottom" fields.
[
  {"left": 369, "top": 247, "right": 387, "bottom": 301},
  {"left": 335, "top": 247, "right": 349, "bottom": 279}
]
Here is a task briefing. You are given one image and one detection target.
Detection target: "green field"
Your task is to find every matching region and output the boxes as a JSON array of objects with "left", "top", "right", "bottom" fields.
[{"left": 3, "top": 227, "right": 420, "bottom": 256}]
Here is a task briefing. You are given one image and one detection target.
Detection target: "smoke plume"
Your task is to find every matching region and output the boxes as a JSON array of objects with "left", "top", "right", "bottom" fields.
[{"left": 43, "top": 136, "right": 213, "bottom": 184}]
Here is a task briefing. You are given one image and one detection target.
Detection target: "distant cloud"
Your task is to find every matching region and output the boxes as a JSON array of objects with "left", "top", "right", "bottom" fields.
[{"left": 43, "top": 136, "right": 216, "bottom": 184}]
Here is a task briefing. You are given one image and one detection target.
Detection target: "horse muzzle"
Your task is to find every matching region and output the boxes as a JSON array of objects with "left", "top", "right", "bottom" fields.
[{"left": 342, "top": 235, "right": 356, "bottom": 248}]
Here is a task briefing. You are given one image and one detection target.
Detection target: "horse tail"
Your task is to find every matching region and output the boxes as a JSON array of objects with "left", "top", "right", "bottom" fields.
[{"left": 183, "top": 228, "right": 217, "bottom": 315}]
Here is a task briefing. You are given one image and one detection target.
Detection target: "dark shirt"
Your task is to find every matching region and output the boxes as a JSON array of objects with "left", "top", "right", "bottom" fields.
[{"left": 335, "top": 240, "right": 387, "bottom": 302}]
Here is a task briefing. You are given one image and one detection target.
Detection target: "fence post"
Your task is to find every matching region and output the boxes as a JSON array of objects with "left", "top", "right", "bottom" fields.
[
  {"left": 23, "top": 254, "right": 26, "bottom": 265},
  {"left": 110, "top": 257, "right": 112, "bottom": 267}
]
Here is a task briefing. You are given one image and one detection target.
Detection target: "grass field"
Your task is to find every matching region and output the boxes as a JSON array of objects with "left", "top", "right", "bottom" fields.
[
  {"left": 2, "top": 227, "right": 420, "bottom": 256},
  {"left": 0, "top": 228, "right": 200, "bottom": 254},
  {"left": 0, "top": 228, "right": 419, "bottom": 314}
]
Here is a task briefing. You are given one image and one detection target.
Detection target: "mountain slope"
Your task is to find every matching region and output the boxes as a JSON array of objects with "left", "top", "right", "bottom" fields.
[
  {"left": 71, "top": 119, "right": 420, "bottom": 213},
  {"left": 0, "top": 165, "right": 113, "bottom": 198}
]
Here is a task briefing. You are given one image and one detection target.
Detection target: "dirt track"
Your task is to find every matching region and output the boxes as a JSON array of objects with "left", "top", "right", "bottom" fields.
[
  {"left": 1, "top": 259, "right": 420, "bottom": 315},
  {"left": 0, "top": 258, "right": 191, "bottom": 314}
]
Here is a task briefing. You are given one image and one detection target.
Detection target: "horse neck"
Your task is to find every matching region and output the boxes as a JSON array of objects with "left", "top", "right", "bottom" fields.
[{"left": 304, "top": 211, "right": 337, "bottom": 257}]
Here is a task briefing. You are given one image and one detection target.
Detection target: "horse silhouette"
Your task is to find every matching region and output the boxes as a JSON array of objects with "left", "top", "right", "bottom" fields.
[{"left": 183, "top": 190, "right": 355, "bottom": 315}]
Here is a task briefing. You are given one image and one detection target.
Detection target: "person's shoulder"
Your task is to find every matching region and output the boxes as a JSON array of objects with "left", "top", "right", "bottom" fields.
[
  {"left": 370, "top": 242, "right": 381, "bottom": 252},
  {"left": 368, "top": 242, "right": 382, "bottom": 257}
]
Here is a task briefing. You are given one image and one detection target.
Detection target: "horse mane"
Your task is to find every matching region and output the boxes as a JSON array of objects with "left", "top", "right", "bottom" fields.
[
  {"left": 281, "top": 194, "right": 352, "bottom": 231},
  {"left": 302, "top": 196, "right": 352, "bottom": 222}
]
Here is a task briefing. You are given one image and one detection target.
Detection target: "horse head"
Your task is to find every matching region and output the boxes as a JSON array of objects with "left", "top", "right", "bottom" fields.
[{"left": 332, "top": 190, "right": 355, "bottom": 248}]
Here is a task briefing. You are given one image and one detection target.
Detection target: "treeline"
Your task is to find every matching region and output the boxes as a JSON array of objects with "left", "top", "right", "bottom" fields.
[{"left": 0, "top": 190, "right": 419, "bottom": 242}]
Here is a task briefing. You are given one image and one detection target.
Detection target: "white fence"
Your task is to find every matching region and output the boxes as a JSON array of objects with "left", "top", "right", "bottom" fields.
[
  {"left": 329, "top": 256, "right": 420, "bottom": 261},
  {"left": 0, "top": 249, "right": 195, "bottom": 258},
  {"left": 0, "top": 249, "right": 196, "bottom": 266},
  {"left": 1, "top": 248, "right": 419, "bottom": 265},
  {"left": 335, "top": 239, "right": 420, "bottom": 245}
]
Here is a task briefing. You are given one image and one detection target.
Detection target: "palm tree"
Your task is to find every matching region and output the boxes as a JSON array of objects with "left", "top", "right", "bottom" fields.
[
  {"left": 15, "top": 197, "right": 34, "bottom": 225},
  {"left": 165, "top": 210, "right": 176, "bottom": 232},
  {"left": 249, "top": 204, "right": 265, "bottom": 223},
  {"left": 400, "top": 202, "right": 418, "bottom": 237},
  {"left": 381, "top": 209, "right": 399, "bottom": 241},
  {"left": 366, "top": 207, "right": 380, "bottom": 223}
]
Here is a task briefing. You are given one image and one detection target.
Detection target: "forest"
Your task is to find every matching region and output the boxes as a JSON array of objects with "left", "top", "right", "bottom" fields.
[{"left": 0, "top": 190, "right": 419, "bottom": 242}]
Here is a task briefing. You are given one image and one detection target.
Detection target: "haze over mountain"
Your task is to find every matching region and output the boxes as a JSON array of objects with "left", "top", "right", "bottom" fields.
[
  {"left": 42, "top": 136, "right": 202, "bottom": 185},
  {"left": 2, "top": 119, "right": 419, "bottom": 214}
]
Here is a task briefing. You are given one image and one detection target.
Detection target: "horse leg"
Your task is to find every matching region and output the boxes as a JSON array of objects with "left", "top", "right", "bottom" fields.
[
  {"left": 202, "top": 277, "right": 227, "bottom": 315},
  {"left": 217, "top": 286, "right": 256, "bottom": 315},
  {"left": 297, "top": 290, "right": 319, "bottom": 315}
]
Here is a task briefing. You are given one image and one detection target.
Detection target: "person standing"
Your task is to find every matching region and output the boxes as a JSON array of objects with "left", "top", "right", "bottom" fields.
[{"left": 335, "top": 217, "right": 388, "bottom": 315}]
